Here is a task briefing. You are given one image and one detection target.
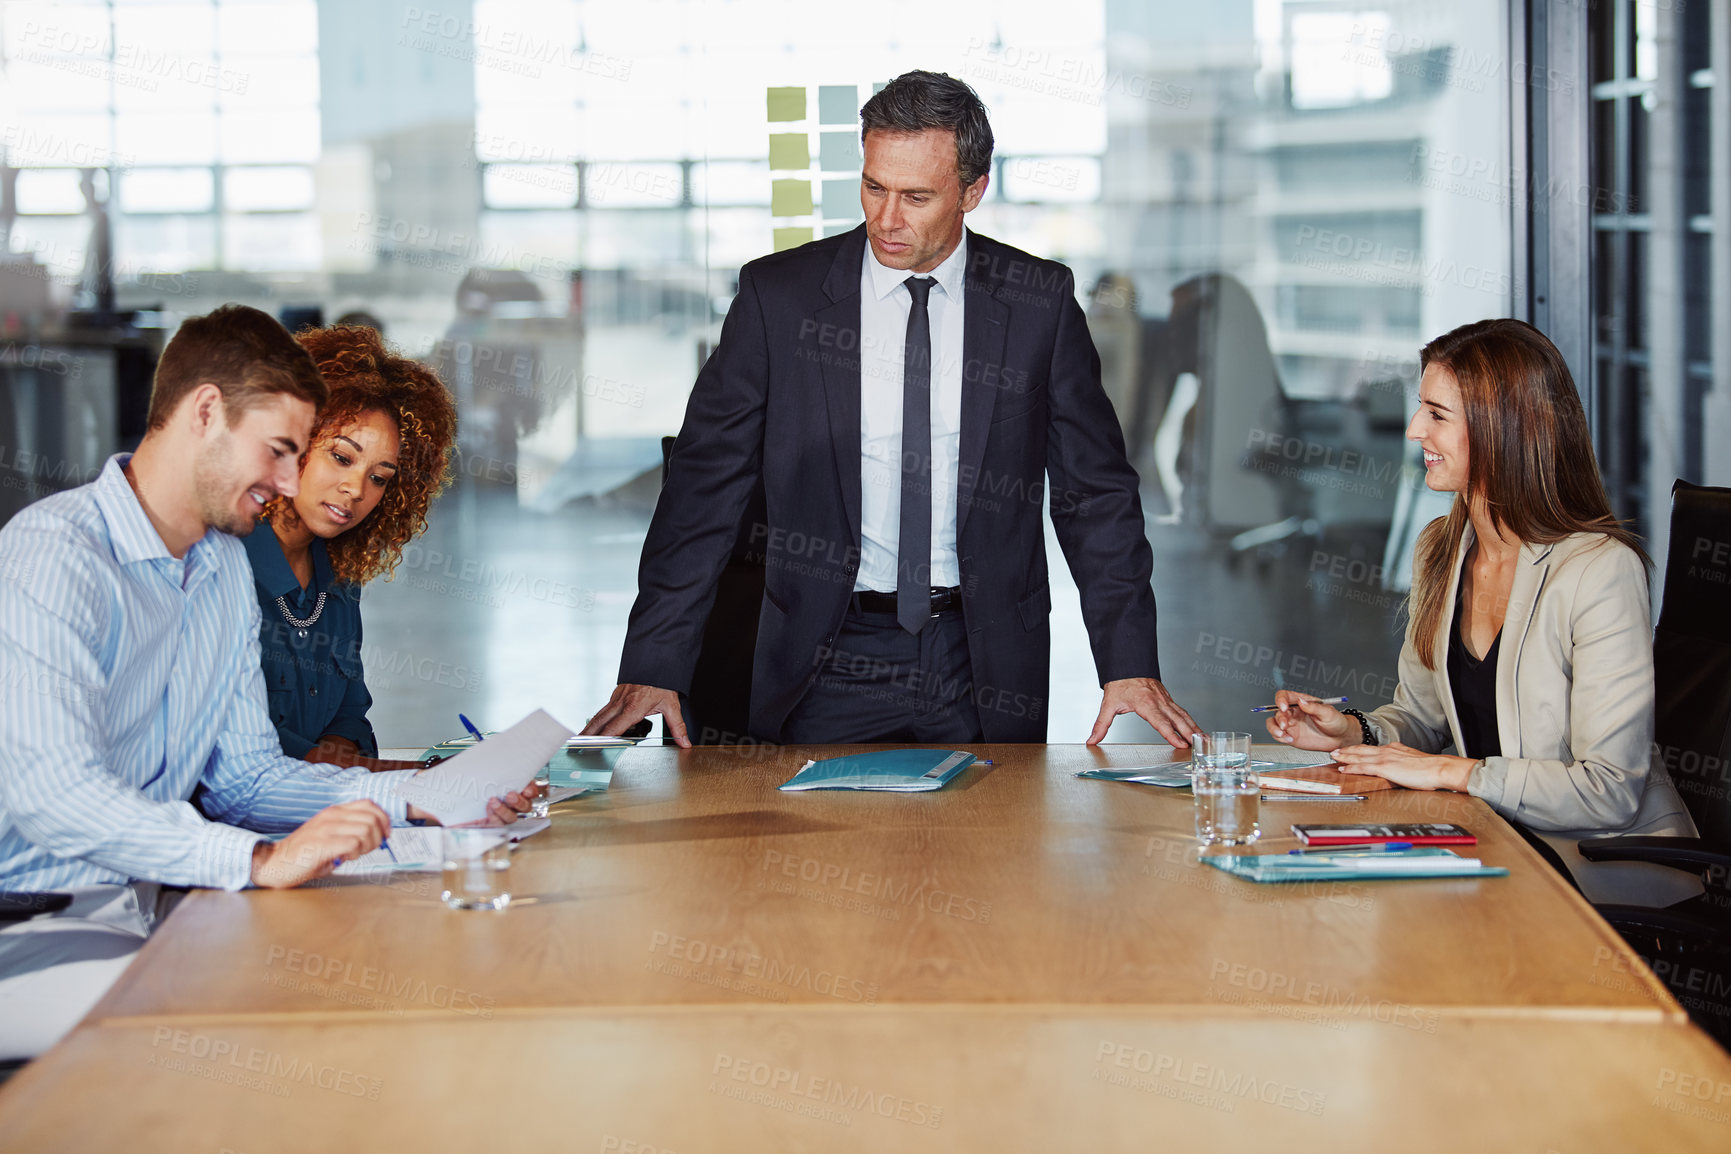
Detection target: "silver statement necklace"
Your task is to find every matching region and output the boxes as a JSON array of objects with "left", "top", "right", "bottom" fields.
[{"left": 275, "top": 592, "right": 327, "bottom": 639}]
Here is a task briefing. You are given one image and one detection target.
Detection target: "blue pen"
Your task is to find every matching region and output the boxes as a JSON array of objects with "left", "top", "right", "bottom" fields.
[
  {"left": 333, "top": 836, "right": 396, "bottom": 869},
  {"left": 459, "top": 713, "right": 485, "bottom": 743},
  {"left": 1290, "top": 841, "right": 1414, "bottom": 855}
]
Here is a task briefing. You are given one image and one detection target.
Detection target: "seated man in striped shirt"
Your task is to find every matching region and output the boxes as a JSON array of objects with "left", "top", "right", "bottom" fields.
[{"left": 0, "top": 305, "right": 528, "bottom": 1061}]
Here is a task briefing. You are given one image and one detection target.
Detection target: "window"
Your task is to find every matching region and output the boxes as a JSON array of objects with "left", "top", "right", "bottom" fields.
[
  {"left": 1, "top": 0, "right": 321, "bottom": 276},
  {"left": 1589, "top": 0, "right": 1725, "bottom": 554},
  {"left": 0, "top": 1, "right": 1519, "bottom": 745}
]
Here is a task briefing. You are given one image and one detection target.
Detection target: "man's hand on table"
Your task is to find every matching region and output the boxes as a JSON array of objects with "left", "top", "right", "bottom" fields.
[
  {"left": 1087, "top": 677, "right": 1201, "bottom": 747},
  {"left": 251, "top": 783, "right": 543, "bottom": 887},
  {"left": 250, "top": 800, "right": 390, "bottom": 888},
  {"left": 582, "top": 683, "right": 690, "bottom": 748}
]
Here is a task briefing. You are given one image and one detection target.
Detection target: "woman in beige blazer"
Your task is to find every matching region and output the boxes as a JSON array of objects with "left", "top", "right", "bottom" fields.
[{"left": 1269, "top": 319, "right": 1698, "bottom": 907}]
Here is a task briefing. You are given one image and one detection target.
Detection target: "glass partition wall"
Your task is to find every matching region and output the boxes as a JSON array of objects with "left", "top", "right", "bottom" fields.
[
  {"left": 0, "top": 0, "right": 1512, "bottom": 743},
  {"left": 1587, "top": 0, "right": 1730, "bottom": 576}
]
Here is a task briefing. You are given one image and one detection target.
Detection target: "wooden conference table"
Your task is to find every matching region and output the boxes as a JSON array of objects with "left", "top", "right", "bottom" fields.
[{"left": 2, "top": 744, "right": 1729, "bottom": 1152}]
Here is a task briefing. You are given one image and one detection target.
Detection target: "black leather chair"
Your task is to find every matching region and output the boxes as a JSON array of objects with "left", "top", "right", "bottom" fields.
[{"left": 1580, "top": 480, "right": 1731, "bottom": 1047}]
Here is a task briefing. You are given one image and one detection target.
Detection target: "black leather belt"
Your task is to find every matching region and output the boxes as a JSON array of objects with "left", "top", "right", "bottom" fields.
[{"left": 851, "top": 586, "right": 963, "bottom": 616}]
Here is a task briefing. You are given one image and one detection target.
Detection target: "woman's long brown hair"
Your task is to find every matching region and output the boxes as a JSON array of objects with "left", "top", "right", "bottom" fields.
[{"left": 1408, "top": 318, "right": 1647, "bottom": 669}]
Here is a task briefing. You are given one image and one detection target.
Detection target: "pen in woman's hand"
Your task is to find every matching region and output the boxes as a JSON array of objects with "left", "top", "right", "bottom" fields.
[{"left": 1250, "top": 695, "right": 1348, "bottom": 714}]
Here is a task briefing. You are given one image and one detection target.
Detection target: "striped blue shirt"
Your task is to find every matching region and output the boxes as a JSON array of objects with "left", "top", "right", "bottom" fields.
[{"left": 0, "top": 454, "right": 408, "bottom": 892}]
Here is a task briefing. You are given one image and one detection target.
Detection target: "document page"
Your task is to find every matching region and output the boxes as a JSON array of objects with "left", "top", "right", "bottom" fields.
[{"left": 396, "top": 709, "right": 575, "bottom": 825}]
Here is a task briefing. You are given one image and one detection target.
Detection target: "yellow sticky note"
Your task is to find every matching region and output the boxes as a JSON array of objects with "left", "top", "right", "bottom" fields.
[
  {"left": 767, "top": 87, "right": 806, "bottom": 122},
  {"left": 771, "top": 179, "right": 813, "bottom": 217},
  {"left": 768, "top": 133, "right": 809, "bottom": 170},
  {"left": 773, "top": 226, "right": 814, "bottom": 251}
]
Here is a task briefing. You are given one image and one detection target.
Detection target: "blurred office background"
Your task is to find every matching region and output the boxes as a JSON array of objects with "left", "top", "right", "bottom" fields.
[{"left": 0, "top": 0, "right": 1723, "bottom": 744}]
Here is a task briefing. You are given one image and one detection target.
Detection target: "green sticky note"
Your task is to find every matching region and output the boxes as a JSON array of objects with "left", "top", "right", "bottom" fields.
[
  {"left": 771, "top": 179, "right": 813, "bottom": 217},
  {"left": 767, "top": 87, "right": 806, "bottom": 122},
  {"left": 768, "top": 133, "right": 809, "bottom": 170},
  {"left": 774, "top": 226, "right": 814, "bottom": 251}
]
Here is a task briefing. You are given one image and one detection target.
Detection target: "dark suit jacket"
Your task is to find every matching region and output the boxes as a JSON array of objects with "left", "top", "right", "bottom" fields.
[{"left": 619, "top": 225, "right": 1162, "bottom": 741}]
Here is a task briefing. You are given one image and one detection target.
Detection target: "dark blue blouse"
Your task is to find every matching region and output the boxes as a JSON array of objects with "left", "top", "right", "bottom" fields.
[{"left": 242, "top": 527, "right": 378, "bottom": 759}]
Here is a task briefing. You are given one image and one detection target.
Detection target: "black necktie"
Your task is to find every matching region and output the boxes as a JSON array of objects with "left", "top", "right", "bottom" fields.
[{"left": 898, "top": 276, "right": 935, "bottom": 635}]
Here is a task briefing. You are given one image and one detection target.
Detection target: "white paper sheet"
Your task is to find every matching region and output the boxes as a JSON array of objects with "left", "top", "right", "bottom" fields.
[
  {"left": 395, "top": 709, "right": 575, "bottom": 826},
  {"left": 329, "top": 817, "right": 552, "bottom": 877},
  {"left": 330, "top": 826, "right": 444, "bottom": 875}
]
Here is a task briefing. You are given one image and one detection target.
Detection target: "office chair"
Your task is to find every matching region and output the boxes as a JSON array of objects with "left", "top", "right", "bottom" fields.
[
  {"left": 1580, "top": 480, "right": 1731, "bottom": 1047},
  {"left": 0, "top": 893, "right": 71, "bottom": 923},
  {"left": 1153, "top": 274, "right": 1287, "bottom": 535},
  {"left": 658, "top": 436, "right": 766, "bottom": 746},
  {"left": 1147, "top": 274, "right": 1401, "bottom": 559}
]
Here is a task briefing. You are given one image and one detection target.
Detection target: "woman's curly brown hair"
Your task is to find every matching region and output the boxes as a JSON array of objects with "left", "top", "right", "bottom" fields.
[{"left": 264, "top": 324, "right": 458, "bottom": 587}]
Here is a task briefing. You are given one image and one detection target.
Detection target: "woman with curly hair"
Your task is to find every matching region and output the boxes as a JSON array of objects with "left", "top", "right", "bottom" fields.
[{"left": 243, "top": 324, "right": 459, "bottom": 771}]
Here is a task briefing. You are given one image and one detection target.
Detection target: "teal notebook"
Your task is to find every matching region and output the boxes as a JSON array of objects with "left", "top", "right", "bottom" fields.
[
  {"left": 1203, "top": 847, "right": 1509, "bottom": 883},
  {"left": 778, "top": 749, "right": 976, "bottom": 792}
]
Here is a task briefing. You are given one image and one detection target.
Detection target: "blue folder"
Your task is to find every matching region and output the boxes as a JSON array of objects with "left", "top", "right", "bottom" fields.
[{"left": 778, "top": 749, "right": 976, "bottom": 792}]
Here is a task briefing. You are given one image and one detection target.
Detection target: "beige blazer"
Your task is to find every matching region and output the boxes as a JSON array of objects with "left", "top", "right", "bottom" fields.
[{"left": 1367, "top": 527, "right": 1700, "bottom": 907}]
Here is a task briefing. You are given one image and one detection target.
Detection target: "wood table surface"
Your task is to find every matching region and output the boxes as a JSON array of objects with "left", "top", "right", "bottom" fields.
[
  {"left": 4, "top": 1009, "right": 1730, "bottom": 1153},
  {"left": 6, "top": 742, "right": 1726, "bottom": 1152},
  {"left": 83, "top": 743, "right": 1679, "bottom": 1023}
]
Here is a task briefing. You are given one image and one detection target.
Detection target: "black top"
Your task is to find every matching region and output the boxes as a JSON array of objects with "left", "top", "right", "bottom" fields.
[{"left": 1447, "top": 588, "right": 1502, "bottom": 758}]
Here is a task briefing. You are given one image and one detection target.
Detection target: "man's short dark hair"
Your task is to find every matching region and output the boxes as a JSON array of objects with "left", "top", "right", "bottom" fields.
[
  {"left": 147, "top": 304, "right": 327, "bottom": 429},
  {"left": 860, "top": 70, "right": 994, "bottom": 189}
]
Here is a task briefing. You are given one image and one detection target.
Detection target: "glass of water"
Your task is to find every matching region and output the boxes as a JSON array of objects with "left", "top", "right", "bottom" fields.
[
  {"left": 1191, "top": 731, "right": 1259, "bottom": 846},
  {"left": 441, "top": 827, "right": 513, "bottom": 910},
  {"left": 527, "top": 764, "right": 552, "bottom": 818}
]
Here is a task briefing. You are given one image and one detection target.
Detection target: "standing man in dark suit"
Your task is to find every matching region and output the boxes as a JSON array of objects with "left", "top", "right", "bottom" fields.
[{"left": 584, "top": 71, "right": 1198, "bottom": 747}]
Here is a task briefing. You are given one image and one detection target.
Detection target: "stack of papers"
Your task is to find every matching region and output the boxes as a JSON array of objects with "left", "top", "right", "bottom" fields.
[
  {"left": 1203, "top": 847, "right": 1508, "bottom": 883},
  {"left": 779, "top": 749, "right": 975, "bottom": 792},
  {"left": 329, "top": 818, "right": 551, "bottom": 877},
  {"left": 426, "top": 734, "right": 635, "bottom": 753},
  {"left": 1258, "top": 766, "right": 1395, "bottom": 794},
  {"left": 1074, "top": 766, "right": 1194, "bottom": 788}
]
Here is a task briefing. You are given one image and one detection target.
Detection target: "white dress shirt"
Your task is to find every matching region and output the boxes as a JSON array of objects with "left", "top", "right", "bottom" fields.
[{"left": 856, "top": 236, "right": 966, "bottom": 592}]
